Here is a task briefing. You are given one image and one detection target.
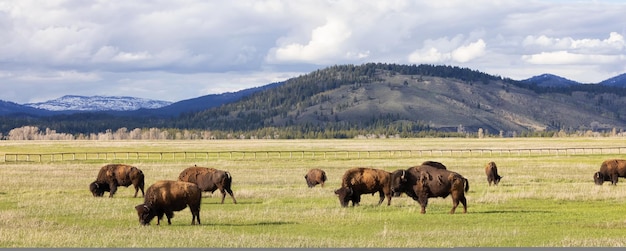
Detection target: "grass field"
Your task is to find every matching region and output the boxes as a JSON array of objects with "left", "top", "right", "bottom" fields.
[{"left": 1, "top": 138, "right": 626, "bottom": 247}]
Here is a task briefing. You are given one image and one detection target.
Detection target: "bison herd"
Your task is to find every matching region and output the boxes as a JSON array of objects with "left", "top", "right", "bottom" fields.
[
  {"left": 89, "top": 158, "right": 624, "bottom": 225},
  {"left": 89, "top": 164, "right": 237, "bottom": 226}
]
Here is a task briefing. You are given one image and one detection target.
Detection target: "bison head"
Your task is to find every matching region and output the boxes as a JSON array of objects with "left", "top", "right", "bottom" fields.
[
  {"left": 390, "top": 169, "right": 408, "bottom": 197},
  {"left": 334, "top": 187, "right": 353, "bottom": 207},
  {"left": 135, "top": 204, "right": 156, "bottom": 226},
  {"left": 593, "top": 172, "right": 604, "bottom": 185},
  {"left": 89, "top": 182, "right": 110, "bottom": 197}
]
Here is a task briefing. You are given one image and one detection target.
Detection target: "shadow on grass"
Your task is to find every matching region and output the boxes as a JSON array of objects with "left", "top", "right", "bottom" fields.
[
  {"left": 207, "top": 221, "right": 297, "bottom": 227},
  {"left": 202, "top": 200, "right": 262, "bottom": 205},
  {"left": 477, "top": 210, "right": 552, "bottom": 214}
]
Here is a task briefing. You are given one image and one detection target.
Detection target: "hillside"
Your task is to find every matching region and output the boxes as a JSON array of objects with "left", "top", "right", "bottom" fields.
[
  {"left": 3, "top": 63, "right": 626, "bottom": 137},
  {"left": 178, "top": 63, "right": 626, "bottom": 135}
]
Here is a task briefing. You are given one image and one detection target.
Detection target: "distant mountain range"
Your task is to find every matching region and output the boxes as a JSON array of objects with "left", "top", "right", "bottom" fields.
[
  {"left": 24, "top": 95, "right": 172, "bottom": 111},
  {"left": 0, "top": 81, "right": 284, "bottom": 117},
  {"left": 2, "top": 63, "right": 626, "bottom": 136}
]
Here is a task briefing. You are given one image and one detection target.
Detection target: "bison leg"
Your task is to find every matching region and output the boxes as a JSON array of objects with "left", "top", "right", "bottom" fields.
[
  {"left": 224, "top": 188, "right": 237, "bottom": 204},
  {"left": 377, "top": 191, "right": 385, "bottom": 206},
  {"left": 450, "top": 194, "right": 468, "bottom": 214},
  {"left": 156, "top": 212, "right": 164, "bottom": 225},
  {"left": 418, "top": 197, "right": 429, "bottom": 214},
  {"left": 108, "top": 183, "right": 118, "bottom": 198},
  {"left": 460, "top": 196, "right": 467, "bottom": 214},
  {"left": 190, "top": 206, "right": 201, "bottom": 225},
  {"left": 133, "top": 186, "right": 140, "bottom": 198},
  {"left": 165, "top": 211, "right": 174, "bottom": 225},
  {"left": 352, "top": 195, "right": 361, "bottom": 206}
]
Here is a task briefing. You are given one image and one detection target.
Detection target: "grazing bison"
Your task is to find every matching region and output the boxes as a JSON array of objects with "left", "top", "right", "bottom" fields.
[
  {"left": 89, "top": 164, "right": 145, "bottom": 198},
  {"left": 304, "top": 168, "right": 327, "bottom": 188},
  {"left": 485, "top": 161, "right": 502, "bottom": 186},
  {"left": 135, "top": 180, "right": 202, "bottom": 226},
  {"left": 594, "top": 159, "right": 626, "bottom": 185},
  {"left": 334, "top": 167, "right": 392, "bottom": 207},
  {"left": 421, "top": 161, "right": 447, "bottom": 170},
  {"left": 178, "top": 165, "right": 237, "bottom": 204},
  {"left": 391, "top": 164, "right": 469, "bottom": 214}
]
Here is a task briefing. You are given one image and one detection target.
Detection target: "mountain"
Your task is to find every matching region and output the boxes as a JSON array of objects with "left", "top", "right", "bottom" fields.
[
  {"left": 0, "top": 100, "right": 53, "bottom": 116},
  {"left": 599, "top": 73, "right": 626, "bottom": 87},
  {"left": 178, "top": 63, "right": 626, "bottom": 134},
  {"left": 3, "top": 63, "right": 626, "bottom": 137},
  {"left": 521, "top": 74, "right": 581, "bottom": 87},
  {"left": 128, "top": 81, "right": 286, "bottom": 117},
  {"left": 23, "top": 95, "right": 172, "bottom": 111}
]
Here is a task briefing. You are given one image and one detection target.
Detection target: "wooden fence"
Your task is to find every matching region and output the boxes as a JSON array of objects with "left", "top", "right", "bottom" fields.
[{"left": 4, "top": 147, "right": 626, "bottom": 163}]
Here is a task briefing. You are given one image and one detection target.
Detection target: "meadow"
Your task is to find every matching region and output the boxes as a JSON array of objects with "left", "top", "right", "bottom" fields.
[{"left": 1, "top": 138, "right": 626, "bottom": 248}]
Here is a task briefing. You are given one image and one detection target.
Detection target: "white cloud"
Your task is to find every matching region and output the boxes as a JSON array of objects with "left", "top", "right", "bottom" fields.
[
  {"left": 451, "top": 39, "right": 487, "bottom": 63},
  {"left": 408, "top": 47, "right": 449, "bottom": 64},
  {"left": 408, "top": 38, "right": 486, "bottom": 64},
  {"left": 0, "top": 0, "right": 626, "bottom": 103},
  {"left": 522, "top": 51, "right": 624, "bottom": 65},
  {"left": 267, "top": 18, "right": 353, "bottom": 63},
  {"left": 523, "top": 32, "right": 625, "bottom": 53}
]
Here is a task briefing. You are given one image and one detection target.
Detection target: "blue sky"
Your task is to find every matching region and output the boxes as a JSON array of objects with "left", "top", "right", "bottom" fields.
[{"left": 1, "top": 0, "right": 625, "bottom": 103}]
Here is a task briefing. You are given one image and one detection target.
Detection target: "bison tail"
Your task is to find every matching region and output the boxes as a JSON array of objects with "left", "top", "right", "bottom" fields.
[{"left": 464, "top": 178, "right": 470, "bottom": 192}]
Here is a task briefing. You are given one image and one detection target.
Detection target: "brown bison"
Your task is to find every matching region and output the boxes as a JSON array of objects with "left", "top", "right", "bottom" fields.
[
  {"left": 304, "top": 168, "right": 327, "bottom": 188},
  {"left": 334, "top": 167, "right": 392, "bottom": 207},
  {"left": 421, "top": 161, "right": 447, "bottom": 170},
  {"left": 89, "top": 164, "right": 145, "bottom": 198},
  {"left": 135, "top": 180, "right": 202, "bottom": 225},
  {"left": 485, "top": 161, "right": 502, "bottom": 186},
  {"left": 391, "top": 164, "right": 469, "bottom": 214},
  {"left": 178, "top": 165, "right": 237, "bottom": 204},
  {"left": 594, "top": 159, "right": 626, "bottom": 185}
]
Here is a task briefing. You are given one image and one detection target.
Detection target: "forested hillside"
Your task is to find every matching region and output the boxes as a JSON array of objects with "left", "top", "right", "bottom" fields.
[{"left": 3, "top": 63, "right": 626, "bottom": 139}]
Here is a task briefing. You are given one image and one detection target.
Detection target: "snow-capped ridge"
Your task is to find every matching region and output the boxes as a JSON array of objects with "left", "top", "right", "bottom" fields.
[{"left": 24, "top": 95, "right": 172, "bottom": 111}]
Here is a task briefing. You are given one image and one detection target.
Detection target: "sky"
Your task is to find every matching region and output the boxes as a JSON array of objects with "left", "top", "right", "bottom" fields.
[{"left": 1, "top": 0, "right": 625, "bottom": 104}]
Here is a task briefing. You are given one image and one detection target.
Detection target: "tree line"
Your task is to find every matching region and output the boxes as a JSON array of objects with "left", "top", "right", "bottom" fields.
[{"left": 2, "top": 63, "right": 626, "bottom": 139}]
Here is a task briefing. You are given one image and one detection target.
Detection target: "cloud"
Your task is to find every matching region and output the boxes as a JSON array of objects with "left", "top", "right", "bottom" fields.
[
  {"left": 408, "top": 38, "right": 486, "bottom": 64},
  {"left": 522, "top": 51, "right": 624, "bottom": 65},
  {"left": 451, "top": 39, "right": 487, "bottom": 63},
  {"left": 0, "top": 1, "right": 626, "bottom": 103},
  {"left": 523, "top": 32, "right": 625, "bottom": 53},
  {"left": 267, "top": 18, "right": 353, "bottom": 63},
  {"left": 522, "top": 32, "right": 626, "bottom": 65}
]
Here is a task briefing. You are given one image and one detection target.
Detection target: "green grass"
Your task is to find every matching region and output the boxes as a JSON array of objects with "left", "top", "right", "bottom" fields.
[{"left": 1, "top": 138, "right": 626, "bottom": 247}]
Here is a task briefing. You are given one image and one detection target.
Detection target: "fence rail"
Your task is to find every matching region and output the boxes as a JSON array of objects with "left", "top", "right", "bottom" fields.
[{"left": 4, "top": 147, "right": 626, "bottom": 163}]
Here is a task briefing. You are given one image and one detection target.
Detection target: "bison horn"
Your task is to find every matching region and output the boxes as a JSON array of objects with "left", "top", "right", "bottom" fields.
[
  {"left": 143, "top": 205, "right": 149, "bottom": 210},
  {"left": 401, "top": 170, "right": 405, "bottom": 180}
]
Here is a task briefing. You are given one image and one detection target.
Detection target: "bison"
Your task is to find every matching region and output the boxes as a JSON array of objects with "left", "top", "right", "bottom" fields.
[
  {"left": 594, "top": 159, "right": 626, "bottom": 185},
  {"left": 135, "top": 180, "right": 202, "bottom": 225},
  {"left": 178, "top": 165, "right": 237, "bottom": 204},
  {"left": 391, "top": 164, "right": 469, "bottom": 214},
  {"left": 89, "top": 164, "right": 145, "bottom": 198},
  {"left": 334, "top": 167, "right": 392, "bottom": 207},
  {"left": 421, "top": 160, "right": 447, "bottom": 170},
  {"left": 304, "top": 168, "right": 327, "bottom": 188},
  {"left": 485, "top": 161, "right": 502, "bottom": 186}
]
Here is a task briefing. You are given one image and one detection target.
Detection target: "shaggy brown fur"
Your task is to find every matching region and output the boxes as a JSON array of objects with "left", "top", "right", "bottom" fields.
[
  {"left": 304, "top": 168, "right": 327, "bottom": 188},
  {"left": 178, "top": 165, "right": 237, "bottom": 204},
  {"left": 594, "top": 159, "right": 626, "bottom": 185},
  {"left": 334, "top": 167, "right": 392, "bottom": 207},
  {"left": 135, "top": 180, "right": 202, "bottom": 225},
  {"left": 391, "top": 164, "right": 469, "bottom": 214},
  {"left": 485, "top": 161, "right": 502, "bottom": 186},
  {"left": 89, "top": 164, "right": 144, "bottom": 198}
]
